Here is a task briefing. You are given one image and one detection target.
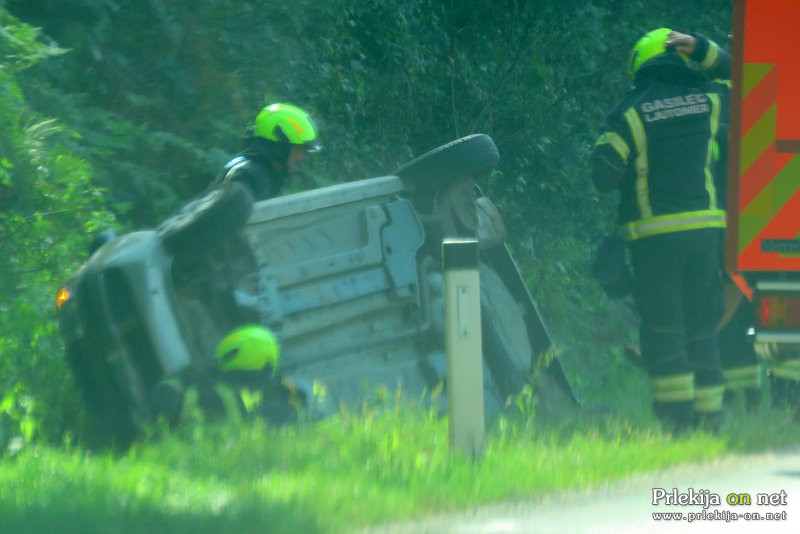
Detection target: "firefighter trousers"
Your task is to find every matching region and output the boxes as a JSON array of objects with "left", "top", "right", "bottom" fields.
[
  {"left": 718, "top": 295, "right": 762, "bottom": 410},
  {"left": 628, "top": 228, "right": 725, "bottom": 431}
]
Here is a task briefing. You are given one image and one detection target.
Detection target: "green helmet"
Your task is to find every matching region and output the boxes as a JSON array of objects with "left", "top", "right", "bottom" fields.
[
  {"left": 253, "top": 103, "right": 321, "bottom": 152},
  {"left": 215, "top": 325, "right": 280, "bottom": 373},
  {"left": 628, "top": 28, "right": 689, "bottom": 79}
]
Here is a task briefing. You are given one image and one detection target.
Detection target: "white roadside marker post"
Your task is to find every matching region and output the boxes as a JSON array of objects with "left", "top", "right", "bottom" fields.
[{"left": 442, "top": 238, "right": 485, "bottom": 459}]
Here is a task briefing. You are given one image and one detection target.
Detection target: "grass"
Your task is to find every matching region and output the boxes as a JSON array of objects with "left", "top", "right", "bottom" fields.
[
  {"left": 0, "top": 341, "right": 797, "bottom": 533},
  {"left": 1, "top": 382, "right": 799, "bottom": 534}
]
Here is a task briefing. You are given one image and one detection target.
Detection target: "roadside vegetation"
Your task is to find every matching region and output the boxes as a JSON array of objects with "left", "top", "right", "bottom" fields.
[
  {"left": 2, "top": 2, "right": 797, "bottom": 533},
  {"left": 2, "top": 387, "right": 799, "bottom": 533}
]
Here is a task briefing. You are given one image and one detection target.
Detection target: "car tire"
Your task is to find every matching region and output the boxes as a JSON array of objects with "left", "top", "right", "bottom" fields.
[
  {"left": 158, "top": 182, "right": 254, "bottom": 256},
  {"left": 394, "top": 134, "right": 500, "bottom": 192}
]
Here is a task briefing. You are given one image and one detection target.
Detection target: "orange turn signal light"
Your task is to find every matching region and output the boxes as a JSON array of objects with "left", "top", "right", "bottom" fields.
[{"left": 56, "top": 287, "right": 70, "bottom": 310}]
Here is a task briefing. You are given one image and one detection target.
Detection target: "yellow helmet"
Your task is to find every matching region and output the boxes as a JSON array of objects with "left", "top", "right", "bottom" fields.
[
  {"left": 628, "top": 28, "right": 689, "bottom": 79},
  {"left": 253, "top": 103, "right": 321, "bottom": 152},
  {"left": 215, "top": 325, "right": 280, "bottom": 373}
]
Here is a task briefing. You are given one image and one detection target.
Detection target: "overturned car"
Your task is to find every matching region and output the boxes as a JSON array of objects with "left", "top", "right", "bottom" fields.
[{"left": 56, "top": 134, "right": 576, "bottom": 440}]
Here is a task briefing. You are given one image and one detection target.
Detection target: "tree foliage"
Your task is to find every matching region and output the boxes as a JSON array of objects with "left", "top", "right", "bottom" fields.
[
  {"left": 0, "top": 8, "right": 115, "bottom": 445},
  {"left": 0, "top": 0, "right": 732, "bottom": 443}
]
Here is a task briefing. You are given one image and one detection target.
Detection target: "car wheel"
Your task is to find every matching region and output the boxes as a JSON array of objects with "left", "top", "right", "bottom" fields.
[
  {"left": 158, "top": 182, "right": 254, "bottom": 256},
  {"left": 394, "top": 134, "right": 500, "bottom": 193}
]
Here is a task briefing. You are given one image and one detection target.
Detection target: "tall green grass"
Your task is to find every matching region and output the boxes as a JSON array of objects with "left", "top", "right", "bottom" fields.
[{"left": 1, "top": 391, "right": 798, "bottom": 534}]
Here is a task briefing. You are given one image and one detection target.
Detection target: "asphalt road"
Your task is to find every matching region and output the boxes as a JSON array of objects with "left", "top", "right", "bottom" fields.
[{"left": 360, "top": 448, "right": 800, "bottom": 533}]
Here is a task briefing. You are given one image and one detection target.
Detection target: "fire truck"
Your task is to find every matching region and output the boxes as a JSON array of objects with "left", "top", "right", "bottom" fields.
[{"left": 728, "top": 0, "right": 800, "bottom": 358}]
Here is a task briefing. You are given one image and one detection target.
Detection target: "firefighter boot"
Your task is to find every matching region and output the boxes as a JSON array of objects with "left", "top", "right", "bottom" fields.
[
  {"left": 694, "top": 382, "right": 725, "bottom": 433},
  {"left": 770, "top": 375, "right": 800, "bottom": 408},
  {"left": 745, "top": 388, "right": 762, "bottom": 412},
  {"left": 653, "top": 401, "right": 694, "bottom": 435},
  {"left": 723, "top": 388, "right": 762, "bottom": 413},
  {"left": 694, "top": 410, "right": 723, "bottom": 434}
]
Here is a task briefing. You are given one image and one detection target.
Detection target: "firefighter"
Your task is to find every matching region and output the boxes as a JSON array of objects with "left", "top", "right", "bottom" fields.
[
  {"left": 710, "top": 75, "right": 764, "bottom": 412},
  {"left": 592, "top": 29, "right": 730, "bottom": 432},
  {"left": 149, "top": 324, "right": 304, "bottom": 427},
  {"left": 718, "top": 292, "right": 762, "bottom": 411},
  {"left": 212, "top": 103, "right": 322, "bottom": 200},
  {"left": 769, "top": 354, "right": 800, "bottom": 414}
]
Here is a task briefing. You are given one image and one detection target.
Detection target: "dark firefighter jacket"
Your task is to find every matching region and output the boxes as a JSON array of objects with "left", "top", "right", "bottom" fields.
[
  {"left": 213, "top": 136, "right": 290, "bottom": 201},
  {"left": 592, "top": 34, "right": 731, "bottom": 241}
]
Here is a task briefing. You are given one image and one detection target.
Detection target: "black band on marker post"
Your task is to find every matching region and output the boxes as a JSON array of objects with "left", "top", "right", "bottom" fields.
[{"left": 442, "top": 238, "right": 479, "bottom": 270}]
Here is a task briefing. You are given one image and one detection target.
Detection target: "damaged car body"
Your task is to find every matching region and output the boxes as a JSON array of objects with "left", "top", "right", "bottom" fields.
[{"left": 56, "top": 134, "right": 577, "bottom": 441}]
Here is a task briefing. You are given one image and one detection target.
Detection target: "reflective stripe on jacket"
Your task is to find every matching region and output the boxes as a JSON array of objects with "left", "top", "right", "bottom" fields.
[{"left": 593, "top": 38, "right": 730, "bottom": 241}]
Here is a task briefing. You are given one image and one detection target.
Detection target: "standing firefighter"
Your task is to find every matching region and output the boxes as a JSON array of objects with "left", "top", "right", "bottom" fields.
[
  {"left": 213, "top": 103, "right": 322, "bottom": 200},
  {"left": 592, "top": 29, "right": 730, "bottom": 432}
]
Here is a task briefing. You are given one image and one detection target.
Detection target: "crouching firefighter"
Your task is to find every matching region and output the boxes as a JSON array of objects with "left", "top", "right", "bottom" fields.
[
  {"left": 591, "top": 29, "right": 730, "bottom": 432},
  {"left": 149, "top": 325, "right": 305, "bottom": 427}
]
